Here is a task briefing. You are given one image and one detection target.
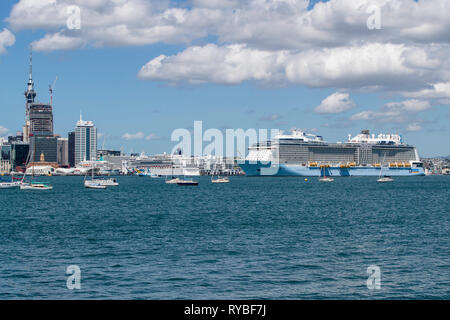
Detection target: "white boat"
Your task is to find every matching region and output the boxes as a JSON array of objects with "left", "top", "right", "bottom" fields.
[
  {"left": 0, "top": 181, "right": 22, "bottom": 189},
  {"left": 20, "top": 182, "right": 53, "bottom": 190},
  {"left": 377, "top": 176, "right": 394, "bottom": 183},
  {"left": 211, "top": 176, "right": 230, "bottom": 183},
  {"left": 378, "top": 154, "right": 393, "bottom": 183},
  {"left": 84, "top": 180, "right": 107, "bottom": 189},
  {"left": 84, "top": 162, "right": 110, "bottom": 189},
  {"left": 318, "top": 166, "right": 334, "bottom": 182},
  {"left": 20, "top": 148, "right": 53, "bottom": 190},
  {"left": 166, "top": 177, "right": 183, "bottom": 184},
  {"left": 165, "top": 163, "right": 181, "bottom": 184},
  {"left": 92, "top": 178, "right": 119, "bottom": 186}
]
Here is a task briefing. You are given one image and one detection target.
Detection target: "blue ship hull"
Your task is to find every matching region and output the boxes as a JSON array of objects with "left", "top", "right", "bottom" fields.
[{"left": 239, "top": 161, "right": 425, "bottom": 177}]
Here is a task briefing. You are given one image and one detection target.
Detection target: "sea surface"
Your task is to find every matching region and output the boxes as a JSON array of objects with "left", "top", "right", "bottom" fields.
[{"left": 0, "top": 176, "right": 448, "bottom": 299}]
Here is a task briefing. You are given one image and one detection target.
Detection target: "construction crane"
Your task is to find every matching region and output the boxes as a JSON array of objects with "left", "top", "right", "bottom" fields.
[{"left": 49, "top": 76, "right": 58, "bottom": 106}]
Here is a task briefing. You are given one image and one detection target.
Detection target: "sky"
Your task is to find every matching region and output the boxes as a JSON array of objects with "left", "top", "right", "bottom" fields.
[{"left": 0, "top": 0, "right": 449, "bottom": 157}]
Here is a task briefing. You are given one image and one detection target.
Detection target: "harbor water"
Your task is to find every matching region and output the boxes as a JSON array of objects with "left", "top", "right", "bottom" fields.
[{"left": 0, "top": 176, "right": 448, "bottom": 299}]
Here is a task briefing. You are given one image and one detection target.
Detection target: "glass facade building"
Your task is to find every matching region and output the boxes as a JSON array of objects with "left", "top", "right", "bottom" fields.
[
  {"left": 11, "top": 143, "right": 30, "bottom": 170},
  {"left": 30, "top": 135, "right": 57, "bottom": 163},
  {"left": 68, "top": 132, "right": 75, "bottom": 167},
  {"left": 75, "top": 117, "right": 97, "bottom": 165}
]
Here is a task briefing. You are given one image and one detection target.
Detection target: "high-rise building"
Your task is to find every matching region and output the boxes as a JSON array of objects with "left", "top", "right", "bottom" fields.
[
  {"left": 0, "top": 144, "right": 11, "bottom": 161},
  {"left": 29, "top": 103, "right": 53, "bottom": 136},
  {"left": 29, "top": 135, "right": 57, "bottom": 163},
  {"left": 10, "top": 142, "right": 30, "bottom": 171},
  {"left": 75, "top": 115, "right": 97, "bottom": 165},
  {"left": 0, "top": 144, "right": 12, "bottom": 174},
  {"left": 68, "top": 131, "right": 75, "bottom": 167},
  {"left": 57, "top": 138, "right": 69, "bottom": 167}
]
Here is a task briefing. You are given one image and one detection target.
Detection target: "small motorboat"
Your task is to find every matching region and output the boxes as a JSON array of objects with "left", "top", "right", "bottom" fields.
[
  {"left": 319, "top": 177, "right": 334, "bottom": 182},
  {"left": 377, "top": 176, "right": 394, "bottom": 183},
  {"left": 211, "top": 176, "right": 230, "bottom": 183}
]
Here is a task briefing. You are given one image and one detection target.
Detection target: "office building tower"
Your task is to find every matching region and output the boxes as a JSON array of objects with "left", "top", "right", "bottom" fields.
[
  {"left": 28, "top": 103, "right": 53, "bottom": 136},
  {"left": 29, "top": 135, "right": 57, "bottom": 163},
  {"left": 68, "top": 132, "right": 75, "bottom": 167},
  {"left": 57, "top": 138, "right": 69, "bottom": 167},
  {"left": 75, "top": 115, "right": 97, "bottom": 165},
  {"left": 10, "top": 142, "right": 30, "bottom": 171}
]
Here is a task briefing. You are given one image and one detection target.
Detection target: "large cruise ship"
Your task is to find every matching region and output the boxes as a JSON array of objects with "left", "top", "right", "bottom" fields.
[{"left": 240, "top": 129, "right": 425, "bottom": 176}]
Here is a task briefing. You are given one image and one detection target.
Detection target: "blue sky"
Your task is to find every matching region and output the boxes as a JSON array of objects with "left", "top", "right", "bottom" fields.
[{"left": 0, "top": 0, "right": 449, "bottom": 157}]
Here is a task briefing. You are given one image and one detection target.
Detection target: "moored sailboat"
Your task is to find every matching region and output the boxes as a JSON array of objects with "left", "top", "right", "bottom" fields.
[{"left": 318, "top": 165, "right": 334, "bottom": 182}]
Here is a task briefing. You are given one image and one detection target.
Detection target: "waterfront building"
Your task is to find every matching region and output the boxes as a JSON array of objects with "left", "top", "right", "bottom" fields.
[
  {"left": 29, "top": 135, "right": 58, "bottom": 163},
  {"left": 26, "top": 150, "right": 58, "bottom": 175},
  {"left": 98, "top": 149, "right": 121, "bottom": 158},
  {"left": 75, "top": 115, "right": 97, "bottom": 165},
  {"left": 57, "top": 138, "right": 69, "bottom": 167},
  {"left": 0, "top": 160, "right": 11, "bottom": 174}
]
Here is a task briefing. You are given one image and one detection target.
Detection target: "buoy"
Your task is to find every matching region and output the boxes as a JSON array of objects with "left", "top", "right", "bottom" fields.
[{"left": 304, "top": 178, "right": 308, "bottom": 181}]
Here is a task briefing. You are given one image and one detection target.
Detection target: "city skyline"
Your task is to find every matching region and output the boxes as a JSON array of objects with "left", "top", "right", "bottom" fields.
[{"left": 0, "top": 0, "right": 449, "bottom": 157}]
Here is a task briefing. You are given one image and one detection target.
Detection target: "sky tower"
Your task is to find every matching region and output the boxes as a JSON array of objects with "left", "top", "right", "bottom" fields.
[
  {"left": 24, "top": 48, "right": 36, "bottom": 108},
  {"left": 23, "top": 47, "right": 36, "bottom": 143}
]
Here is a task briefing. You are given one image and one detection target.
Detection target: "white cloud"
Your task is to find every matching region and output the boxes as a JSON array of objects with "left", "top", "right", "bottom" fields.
[
  {"left": 145, "top": 133, "right": 161, "bottom": 140},
  {"left": 403, "top": 82, "right": 450, "bottom": 105},
  {"left": 0, "top": 29, "right": 15, "bottom": 54},
  {"left": 0, "top": 126, "right": 9, "bottom": 135},
  {"left": 406, "top": 122, "right": 422, "bottom": 132},
  {"left": 351, "top": 99, "right": 431, "bottom": 124},
  {"left": 121, "top": 132, "right": 145, "bottom": 140},
  {"left": 384, "top": 100, "right": 431, "bottom": 113},
  {"left": 260, "top": 113, "right": 282, "bottom": 121},
  {"left": 7, "top": 0, "right": 450, "bottom": 52},
  {"left": 284, "top": 43, "right": 446, "bottom": 89},
  {"left": 121, "top": 132, "right": 160, "bottom": 140},
  {"left": 139, "top": 42, "right": 449, "bottom": 91},
  {"left": 31, "top": 32, "right": 85, "bottom": 52},
  {"left": 138, "top": 44, "right": 287, "bottom": 84},
  {"left": 314, "top": 92, "right": 355, "bottom": 114},
  {"left": 5, "top": 0, "right": 450, "bottom": 97}
]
